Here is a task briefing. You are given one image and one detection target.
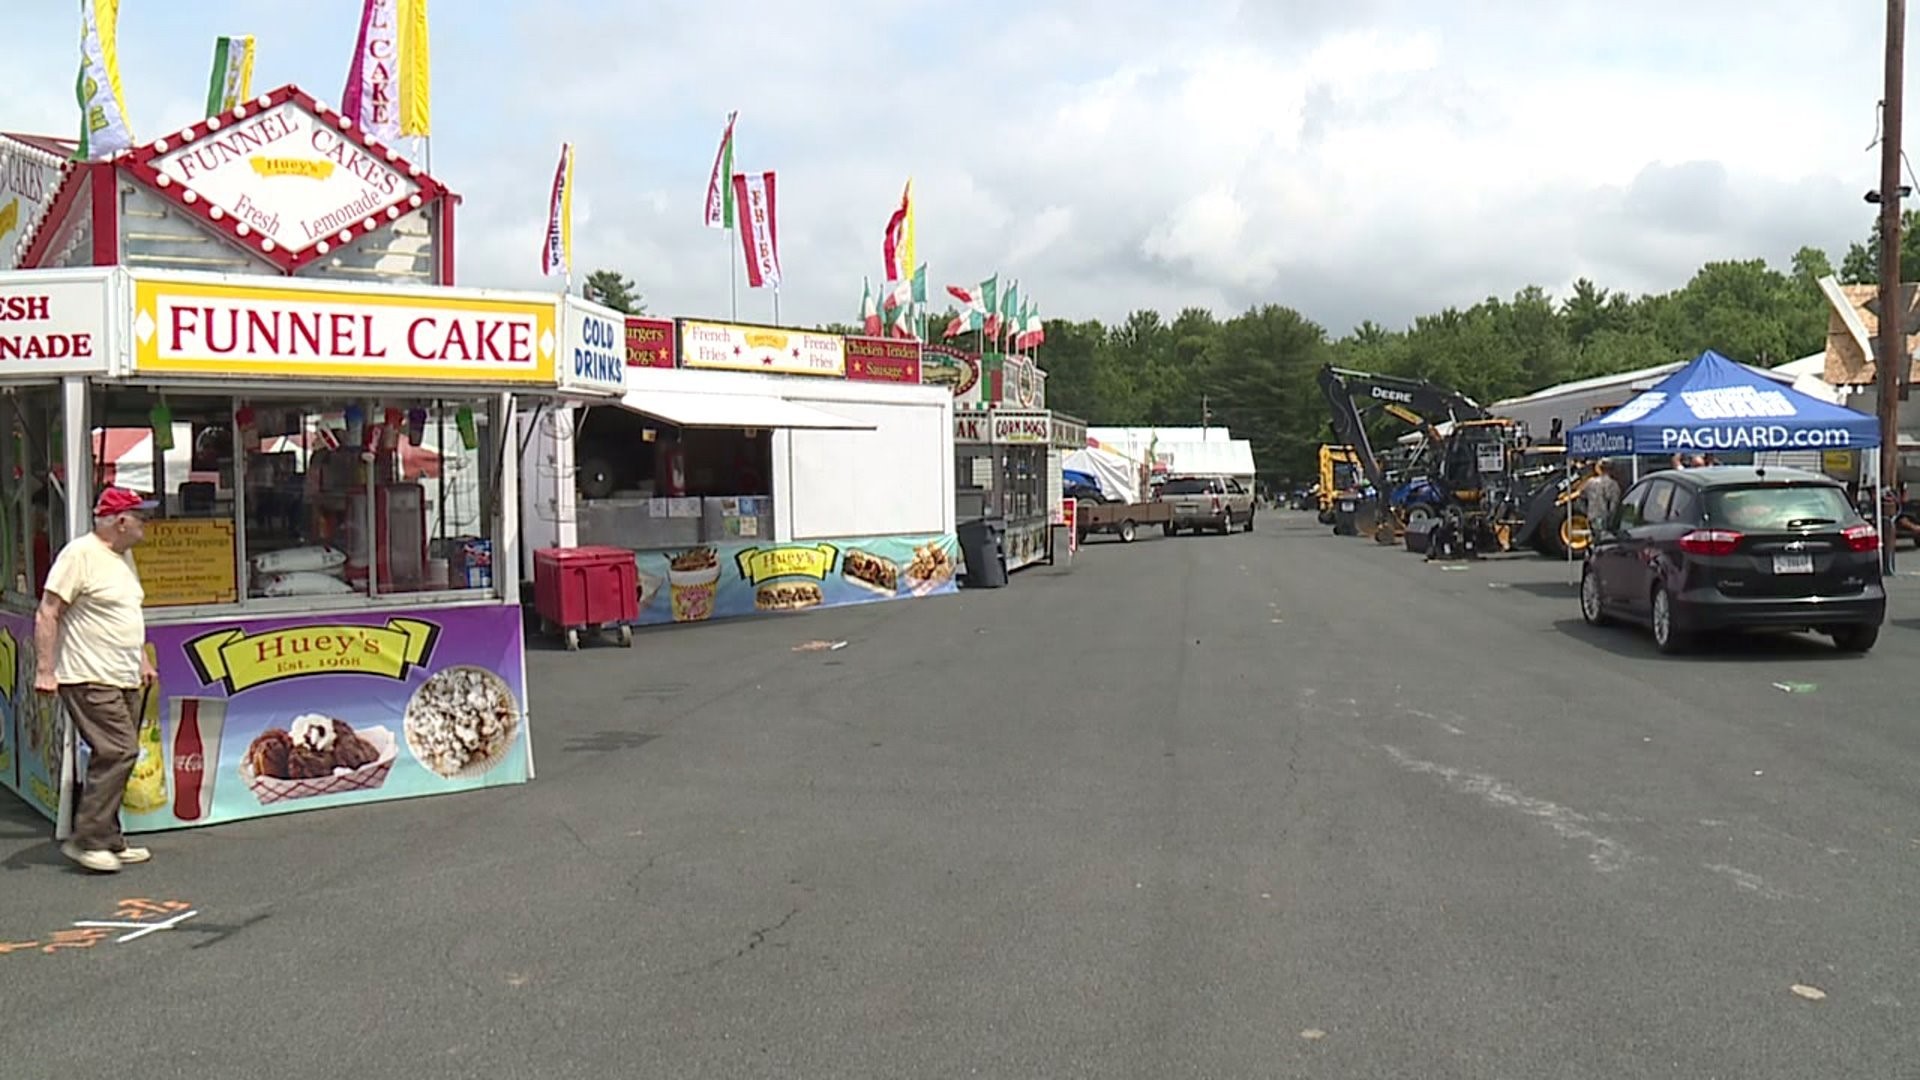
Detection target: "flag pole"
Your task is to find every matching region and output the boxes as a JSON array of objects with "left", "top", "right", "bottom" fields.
[
  {"left": 773, "top": 285, "right": 781, "bottom": 326},
  {"left": 729, "top": 223, "right": 738, "bottom": 320}
]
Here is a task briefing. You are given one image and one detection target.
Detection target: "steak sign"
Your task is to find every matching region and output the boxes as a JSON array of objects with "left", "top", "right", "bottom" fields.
[
  {"left": 123, "top": 85, "right": 442, "bottom": 271},
  {"left": 130, "top": 277, "right": 557, "bottom": 384}
]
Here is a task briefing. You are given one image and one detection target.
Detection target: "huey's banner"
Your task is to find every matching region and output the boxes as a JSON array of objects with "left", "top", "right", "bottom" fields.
[
  {"left": 634, "top": 532, "right": 959, "bottom": 626},
  {"left": 0, "top": 606, "right": 532, "bottom": 833}
]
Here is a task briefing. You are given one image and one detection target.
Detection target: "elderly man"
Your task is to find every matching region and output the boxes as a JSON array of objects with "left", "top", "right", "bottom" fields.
[
  {"left": 1583, "top": 460, "right": 1623, "bottom": 535},
  {"left": 33, "top": 487, "right": 159, "bottom": 873}
]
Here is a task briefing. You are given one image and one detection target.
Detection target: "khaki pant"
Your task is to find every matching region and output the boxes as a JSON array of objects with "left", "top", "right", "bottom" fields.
[{"left": 60, "top": 684, "right": 141, "bottom": 852}]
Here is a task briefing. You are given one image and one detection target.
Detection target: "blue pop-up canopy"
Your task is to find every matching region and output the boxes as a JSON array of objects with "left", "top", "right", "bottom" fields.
[{"left": 1566, "top": 350, "right": 1879, "bottom": 457}]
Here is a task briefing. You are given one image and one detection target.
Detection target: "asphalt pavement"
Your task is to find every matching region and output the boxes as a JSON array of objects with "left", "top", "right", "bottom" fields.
[{"left": 3, "top": 511, "right": 1918, "bottom": 1078}]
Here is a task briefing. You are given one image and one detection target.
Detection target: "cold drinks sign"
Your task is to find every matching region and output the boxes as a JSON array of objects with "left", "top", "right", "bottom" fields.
[{"left": 130, "top": 276, "right": 559, "bottom": 384}]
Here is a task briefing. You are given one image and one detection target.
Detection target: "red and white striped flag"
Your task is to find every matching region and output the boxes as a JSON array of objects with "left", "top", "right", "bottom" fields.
[
  {"left": 539, "top": 143, "right": 573, "bottom": 277},
  {"left": 732, "top": 170, "right": 782, "bottom": 288}
]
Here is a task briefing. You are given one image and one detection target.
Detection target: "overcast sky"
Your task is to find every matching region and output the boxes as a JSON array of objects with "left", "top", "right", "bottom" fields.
[{"left": 0, "top": 2, "right": 1901, "bottom": 336}]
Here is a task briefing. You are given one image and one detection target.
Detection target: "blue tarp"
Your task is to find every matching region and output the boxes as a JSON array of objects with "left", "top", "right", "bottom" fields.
[{"left": 1566, "top": 350, "right": 1879, "bottom": 457}]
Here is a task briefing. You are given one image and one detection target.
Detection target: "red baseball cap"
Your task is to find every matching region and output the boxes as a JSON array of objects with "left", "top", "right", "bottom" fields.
[{"left": 94, "top": 487, "right": 158, "bottom": 516}]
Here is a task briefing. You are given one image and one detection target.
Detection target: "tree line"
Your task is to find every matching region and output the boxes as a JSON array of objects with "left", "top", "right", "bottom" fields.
[{"left": 605, "top": 213, "right": 1920, "bottom": 484}]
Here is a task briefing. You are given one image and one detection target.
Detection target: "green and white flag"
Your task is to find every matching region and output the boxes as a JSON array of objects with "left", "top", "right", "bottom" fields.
[
  {"left": 205, "top": 35, "right": 256, "bottom": 117},
  {"left": 75, "top": 0, "right": 134, "bottom": 161}
]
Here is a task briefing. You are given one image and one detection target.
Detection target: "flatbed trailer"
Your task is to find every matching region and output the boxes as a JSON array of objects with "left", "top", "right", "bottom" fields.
[{"left": 1075, "top": 500, "right": 1173, "bottom": 543}]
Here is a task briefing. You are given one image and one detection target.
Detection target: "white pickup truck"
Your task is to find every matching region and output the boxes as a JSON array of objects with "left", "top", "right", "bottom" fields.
[{"left": 1158, "top": 475, "right": 1256, "bottom": 535}]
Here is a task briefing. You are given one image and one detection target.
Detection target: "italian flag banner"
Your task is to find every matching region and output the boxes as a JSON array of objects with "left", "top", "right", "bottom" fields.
[
  {"left": 704, "top": 111, "right": 738, "bottom": 229},
  {"left": 860, "top": 278, "right": 880, "bottom": 335}
]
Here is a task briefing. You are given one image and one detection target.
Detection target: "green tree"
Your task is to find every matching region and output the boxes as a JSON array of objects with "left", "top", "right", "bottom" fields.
[{"left": 583, "top": 269, "right": 645, "bottom": 314}]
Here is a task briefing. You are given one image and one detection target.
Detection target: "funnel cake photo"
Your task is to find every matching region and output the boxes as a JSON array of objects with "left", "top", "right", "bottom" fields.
[
  {"left": 903, "top": 542, "right": 957, "bottom": 594},
  {"left": 240, "top": 714, "right": 398, "bottom": 805},
  {"left": 403, "top": 666, "right": 521, "bottom": 779}
]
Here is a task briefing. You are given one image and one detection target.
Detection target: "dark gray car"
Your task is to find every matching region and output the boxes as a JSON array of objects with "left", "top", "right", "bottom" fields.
[{"left": 1579, "top": 466, "right": 1885, "bottom": 654}]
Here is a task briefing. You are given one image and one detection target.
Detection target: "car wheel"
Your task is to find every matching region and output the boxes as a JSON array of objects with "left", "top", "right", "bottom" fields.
[
  {"left": 1243, "top": 511, "right": 1255, "bottom": 532},
  {"left": 1163, "top": 522, "right": 1178, "bottom": 537},
  {"left": 1650, "top": 585, "right": 1690, "bottom": 654},
  {"left": 1118, "top": 520, "right": 1137, "bottom": 543},
  {"left": 1830, "top": 623, "right": 1880, "bottom": 653},
  {"left": 1580, "top": 564, "right": 1611, "bottom": 626}
]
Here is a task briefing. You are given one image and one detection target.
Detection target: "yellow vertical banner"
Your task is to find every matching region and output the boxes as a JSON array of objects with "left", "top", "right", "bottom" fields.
[
  {"left": 76, "top": 0, "right": 135, "bottom": 160},
  {"left": 398, "top": 0, "right": 431, "bottom": 136},
  {"left": 901, "top": 178, "right": 915, "bottom": 286}
]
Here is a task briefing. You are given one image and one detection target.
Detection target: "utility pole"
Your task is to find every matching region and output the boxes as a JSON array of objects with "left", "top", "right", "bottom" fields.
[{"left": 1876, "top": 0, "right": 1907, "bottom": 572}]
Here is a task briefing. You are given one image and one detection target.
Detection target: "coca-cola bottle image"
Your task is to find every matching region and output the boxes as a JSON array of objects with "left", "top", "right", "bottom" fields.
[{"left": 169, "top": 698, "right": 224, "bottom": 822}]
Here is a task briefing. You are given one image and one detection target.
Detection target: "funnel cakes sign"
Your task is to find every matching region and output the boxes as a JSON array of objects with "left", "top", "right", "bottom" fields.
[{"left": 122, "top": 85, "right": 445, "bottom": 272}]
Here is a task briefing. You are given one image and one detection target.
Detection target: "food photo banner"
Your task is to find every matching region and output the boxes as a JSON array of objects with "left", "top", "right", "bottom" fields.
[
  {"left": 38, "top": 605, "right": 531, "bottom": 833},
  {"left": 0, "top": 612, "right": 64, "bottom": 820},
  {"left": 636, "top": 533, "right": 960, "bottom": 625}
]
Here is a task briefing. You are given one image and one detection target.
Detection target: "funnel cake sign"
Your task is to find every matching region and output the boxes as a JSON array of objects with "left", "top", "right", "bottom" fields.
[{"left": 123, "top": 85, "right": 444, "bottom": 272}]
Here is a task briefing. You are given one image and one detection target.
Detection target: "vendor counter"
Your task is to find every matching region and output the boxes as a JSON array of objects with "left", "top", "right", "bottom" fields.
[{"left": 578, "top": 494, "right": 775, "bottom": 549}]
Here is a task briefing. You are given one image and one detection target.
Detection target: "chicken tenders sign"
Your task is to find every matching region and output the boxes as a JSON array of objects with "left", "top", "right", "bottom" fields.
[{"left": 131, "top": 277, "right": 557, "bottom": 383}]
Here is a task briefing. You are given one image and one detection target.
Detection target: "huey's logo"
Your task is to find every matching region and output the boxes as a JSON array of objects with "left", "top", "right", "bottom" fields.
[{"left": 186, "top": 618, "right": 441, "bottom": 693}]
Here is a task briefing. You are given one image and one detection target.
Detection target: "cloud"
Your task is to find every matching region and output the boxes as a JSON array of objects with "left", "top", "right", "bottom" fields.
[{"left": 0, "top": 2, "right": 1895, "bottom": 338}]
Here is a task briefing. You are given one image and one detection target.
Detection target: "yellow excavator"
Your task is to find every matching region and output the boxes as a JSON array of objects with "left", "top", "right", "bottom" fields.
[{"left": 1315, "top": 444, "right": 1362, "bottom": 524}]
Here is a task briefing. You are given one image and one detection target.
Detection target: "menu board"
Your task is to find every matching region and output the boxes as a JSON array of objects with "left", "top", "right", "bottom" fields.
[{"left": 133, "top": 519, "right": 239, "bottom": 607}]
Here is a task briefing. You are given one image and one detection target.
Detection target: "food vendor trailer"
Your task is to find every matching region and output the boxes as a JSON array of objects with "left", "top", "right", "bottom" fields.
[
  {"left": 0, "top": 85, "right": 621, "bottom": 837},
  {"left": 931, "top": 347, "right": 1082, "bottom": 572},
  {"left": 519, "top": 328, "right": 963, "bottom": 624}
]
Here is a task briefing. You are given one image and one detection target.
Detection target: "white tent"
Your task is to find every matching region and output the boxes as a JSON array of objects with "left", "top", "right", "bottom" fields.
[
  {"left": 1064, "top": 445, "right": 1145, "bottom": 503},
  {"left": 1168, "top": 439, "right": 1257, "bottom": 479}
]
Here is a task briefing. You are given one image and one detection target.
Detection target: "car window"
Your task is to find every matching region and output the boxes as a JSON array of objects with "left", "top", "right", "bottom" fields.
[
  {"left": 1227, "top": 480, "right": 1245, "bottom": 494},
  {"left": 1618, "top": 483, "right": 1652, "bottom": 527},
  {"left": 1160, "top": 479, "right": 1211, "bottom": 495},
  {"left": 1640, "top": 481, "right": 1675, "bottom": 524},
  {"left": 1705, "top": 485, "right": 1856, "bottom": 531},
  {"left": 1665, "top": 485, "right": 1698, "bottom": 524}
]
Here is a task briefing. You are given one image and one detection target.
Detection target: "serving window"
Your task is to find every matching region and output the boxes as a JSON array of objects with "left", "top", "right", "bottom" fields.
[
  {"left": 954, "top": 442, "right": 1047, "bottom": 523},
  {"left": 0, "top": 387, "right": 71, "bottom": 610},
  {"left": 573, "top": 405, "right": 775, "bottom": 548},
  {"left": 89, "top": 387, "right": 507, "bottom": 612}
]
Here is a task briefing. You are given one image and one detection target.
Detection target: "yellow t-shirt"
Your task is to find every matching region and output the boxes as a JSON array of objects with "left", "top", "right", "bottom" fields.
[{"left": 44, "top": 532, "right": 146, "bottom": 690}]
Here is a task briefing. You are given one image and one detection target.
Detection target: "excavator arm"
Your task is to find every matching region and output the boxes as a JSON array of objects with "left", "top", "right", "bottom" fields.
[{"left": 1316, "top": 365, "right": 1493, "bottom": 499}]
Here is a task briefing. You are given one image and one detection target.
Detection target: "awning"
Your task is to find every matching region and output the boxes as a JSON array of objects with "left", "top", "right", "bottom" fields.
[{"left": 612, "top": 390, "right": 875, "bottom": 430}]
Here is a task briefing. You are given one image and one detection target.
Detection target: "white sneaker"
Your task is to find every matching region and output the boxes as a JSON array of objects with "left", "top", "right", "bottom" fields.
[
  {"left": 61, "top": 841, "right": 122, "bottom": 873},
  {"left": 113, "top": 846, "right": 152, "bottom": 864}
]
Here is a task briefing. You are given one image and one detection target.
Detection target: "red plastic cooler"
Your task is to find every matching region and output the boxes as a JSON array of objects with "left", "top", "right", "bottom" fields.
[{"left": 533, "top": 546, "right": 639, "bottom": 650}]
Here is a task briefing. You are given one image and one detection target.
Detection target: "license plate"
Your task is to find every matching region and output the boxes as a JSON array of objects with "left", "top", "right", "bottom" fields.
[{"left": 1772, "top": 553, "right": 1814, "bottom": 575}]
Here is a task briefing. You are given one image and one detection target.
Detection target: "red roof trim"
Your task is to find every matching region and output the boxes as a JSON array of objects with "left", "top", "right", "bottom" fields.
[
  {"left": 17, "top": 162, "right": 96, "bottom": 269},
  {"left": 118, "top": 83, "right": 449, "bottom": 273}
]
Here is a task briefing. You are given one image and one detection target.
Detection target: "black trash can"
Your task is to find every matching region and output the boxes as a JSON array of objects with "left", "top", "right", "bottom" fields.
[{"left": 957, "top": 517, "right": 1009, "bottom": 588}]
